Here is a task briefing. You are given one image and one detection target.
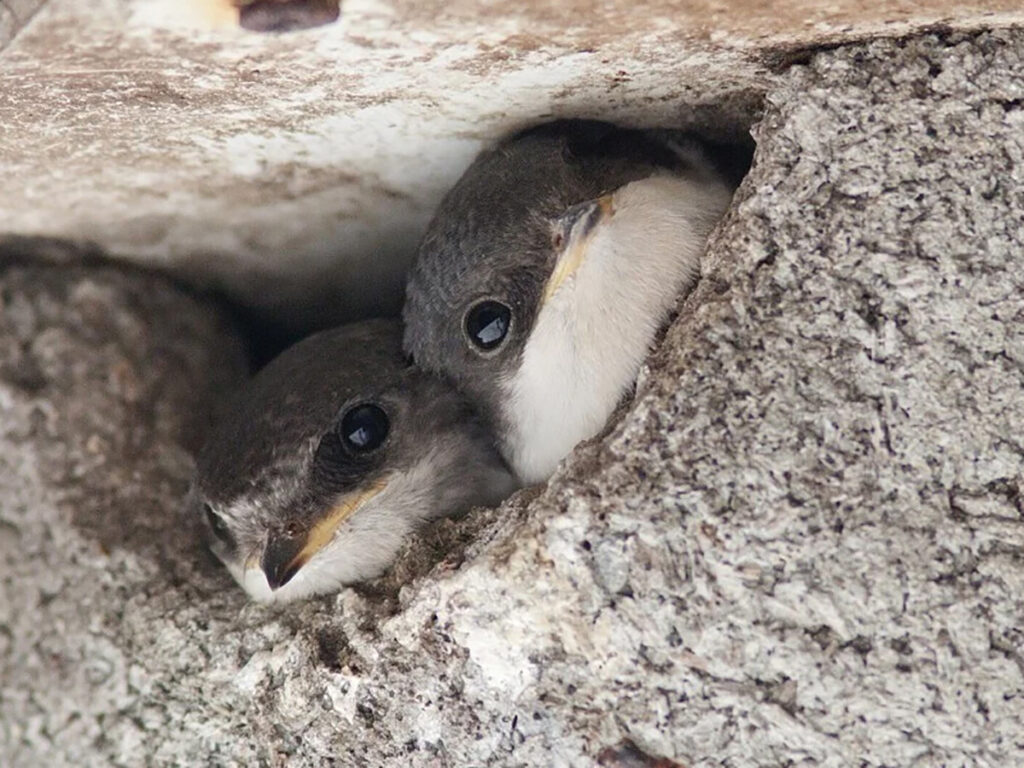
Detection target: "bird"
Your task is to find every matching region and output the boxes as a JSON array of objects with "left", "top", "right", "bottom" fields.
[
  {"left": 191, "top": 318, "right": 515, "bottom": 603},
  {"left": 403, "top": 120, "right": 736, "bottom": 485}
]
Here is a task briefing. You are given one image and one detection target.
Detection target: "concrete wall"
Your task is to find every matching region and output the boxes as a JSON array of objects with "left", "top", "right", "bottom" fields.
[{"left": 2, "top": 22, "right": 1023, "bottom": 766}]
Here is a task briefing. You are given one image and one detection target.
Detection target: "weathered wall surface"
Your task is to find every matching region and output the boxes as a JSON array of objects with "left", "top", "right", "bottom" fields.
[
  {"left": 2, "top": 1, "right": 1022, "bottom": 330},
  {"left": 2, "top": 28, "right": 1022, "bottom": 767},
  {"left": 0, "top": 255, "right": 250, "bottom": 765}
]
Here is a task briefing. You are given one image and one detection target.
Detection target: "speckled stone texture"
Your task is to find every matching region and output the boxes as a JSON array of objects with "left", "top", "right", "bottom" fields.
[
  {"left": 0, "top": 252, "right": 249, "bottom": 765},
  {"left": 4, "top": 28, "right": 1024, "bottom": 767}
]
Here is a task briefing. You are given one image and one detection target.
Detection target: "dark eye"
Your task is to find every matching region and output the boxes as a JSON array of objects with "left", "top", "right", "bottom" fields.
[
  {"left": 465, "top": 300, "right": 512, "bottom": 351},
  {"left": 340, "top": 403, "right": 389, "bottom": 452},
  {"left": 204, "top": 503, "right": 233, "bottom": 545}
]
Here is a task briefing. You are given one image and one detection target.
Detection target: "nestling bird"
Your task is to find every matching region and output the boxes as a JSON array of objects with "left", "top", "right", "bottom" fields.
[
  {"left": 403, "top": 120, "right": 735, "bottom": 484},
  {"left": 191, "top": 319, "right": 515, "bottom": 603}
]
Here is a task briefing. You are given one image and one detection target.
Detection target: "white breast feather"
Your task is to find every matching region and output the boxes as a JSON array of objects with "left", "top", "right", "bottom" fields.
[{"left": 505, "top": 173, "right": 732, "bottom": 485}]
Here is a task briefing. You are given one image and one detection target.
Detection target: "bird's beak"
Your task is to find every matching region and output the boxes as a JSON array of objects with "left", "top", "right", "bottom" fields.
[
  {"left": 260, "top": 479, "right": 388, "bottom": 591},
  {"left": 542, "top": 194, "right": 615, "bottom": 306}
]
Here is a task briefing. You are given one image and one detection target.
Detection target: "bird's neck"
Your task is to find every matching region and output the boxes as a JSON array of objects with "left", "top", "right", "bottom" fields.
[{"left": 504, "top": 174, "right": 731, "bottom": 484}]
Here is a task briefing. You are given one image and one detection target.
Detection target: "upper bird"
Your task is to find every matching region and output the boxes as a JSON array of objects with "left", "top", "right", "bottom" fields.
[
  {"left": 403, "top": 120, "right": 735, "bottom": 485},
  {"left": 191, "top": 319, "right": 515, "bottom": 603}
]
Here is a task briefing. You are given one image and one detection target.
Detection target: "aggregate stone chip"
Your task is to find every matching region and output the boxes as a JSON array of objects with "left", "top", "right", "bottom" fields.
[{"left": 2, "top": 29, "right": 1024, "bottom": 767}]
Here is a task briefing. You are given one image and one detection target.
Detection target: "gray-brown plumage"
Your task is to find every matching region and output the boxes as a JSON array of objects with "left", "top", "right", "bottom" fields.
[
  {"left": 403, "top": 120, "right": 736, "bottom": 484},
  {"left": 192, "top": 319, "right": 514, "bottom": 603}
]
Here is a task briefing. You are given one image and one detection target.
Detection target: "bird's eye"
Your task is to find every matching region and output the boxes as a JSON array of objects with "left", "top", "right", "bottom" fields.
[
  {"left": 204, "top": 504, "right": 233, "bottom": 545},
  {"left": 340, "top": 403, "right": 390, "bottom": 452},
  {"left": 465, "top": 300, "right": 512, "bottom": 352}
]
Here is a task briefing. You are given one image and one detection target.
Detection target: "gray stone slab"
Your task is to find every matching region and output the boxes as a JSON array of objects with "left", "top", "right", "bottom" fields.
[
  {"left": 0, "top": 245, "right": 249, "bottom": 766},
  {"left": 1, "top": 1, "right": 1021, "bottom": 330}
]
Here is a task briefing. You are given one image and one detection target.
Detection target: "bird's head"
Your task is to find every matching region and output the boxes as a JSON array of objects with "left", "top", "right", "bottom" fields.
[
  {"left": 403, "top": 121, "right": 733, "bottom": 483},
  {"left": 191, "top": 319, "right": 514, "bottom": 603}
]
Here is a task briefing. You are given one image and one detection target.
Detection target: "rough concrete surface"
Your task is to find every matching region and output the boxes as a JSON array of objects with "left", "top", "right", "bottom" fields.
[
  {"left": 2, "top": 28, "right": 1023, "bottom": 767},
  {"left": 1, "top": 1, "right": 1023, "bottom": 330},
  {"left": 0, "top": 255, "right": 250, "bottom": 765}
]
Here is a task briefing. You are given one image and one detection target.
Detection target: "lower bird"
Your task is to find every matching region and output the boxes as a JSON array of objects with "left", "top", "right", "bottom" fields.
[
  {"left": 192, "top": 319, "right": 515, "bottom": 603},
  {"left": 403, "top": 120, "right": 736, "bottom": 485}
]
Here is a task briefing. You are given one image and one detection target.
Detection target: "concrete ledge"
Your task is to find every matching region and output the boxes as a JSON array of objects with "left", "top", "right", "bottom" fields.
[{"left": 2, "top": 1, "right": 1022, "bottom": 329}]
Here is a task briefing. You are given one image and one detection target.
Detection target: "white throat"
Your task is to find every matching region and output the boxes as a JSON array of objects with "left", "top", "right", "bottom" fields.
[
  {"left": 504, "top": 173, "right": 732, "bottom": 484},
  {"left": 225, "top": 443, "right": 513, "bottom": 604}
]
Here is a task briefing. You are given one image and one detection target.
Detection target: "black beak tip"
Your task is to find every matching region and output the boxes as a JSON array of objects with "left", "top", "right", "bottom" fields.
[
  {"left": 264, "top": 560, "right": 301, "bottom": 591},
  {"left": 261, "top": 535, "right": 306, "bottom": 591}
]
